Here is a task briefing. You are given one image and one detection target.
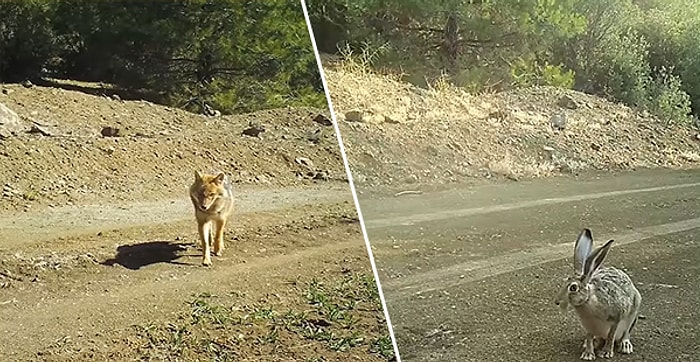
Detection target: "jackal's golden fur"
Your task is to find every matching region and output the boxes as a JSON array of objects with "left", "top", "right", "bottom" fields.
[{"left": 189, "top": 171, "right": 234, "bottom": 266}]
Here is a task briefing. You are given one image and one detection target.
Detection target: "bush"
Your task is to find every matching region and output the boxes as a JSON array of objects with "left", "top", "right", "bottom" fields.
[
  {"left": 510, "top": 56, "right": 575, "bottom": 89},
  {"left": 593, "top": 32, "right": 651, "bottom": 108},
  {"left": 647, "top": 67, "right": 692, "bottom": 123}
]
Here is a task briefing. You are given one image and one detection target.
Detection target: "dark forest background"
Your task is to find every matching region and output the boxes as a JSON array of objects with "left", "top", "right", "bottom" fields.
[{"left": 0, "top": 0, "right": 326, "bottom": 114}]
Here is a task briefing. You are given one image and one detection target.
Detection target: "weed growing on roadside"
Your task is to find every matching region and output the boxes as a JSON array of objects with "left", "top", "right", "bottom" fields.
[{"left": 128, "top": 273, "right": 394, "bottom": 361}]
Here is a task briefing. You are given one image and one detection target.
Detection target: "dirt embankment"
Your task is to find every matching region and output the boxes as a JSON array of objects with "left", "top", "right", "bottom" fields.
[
  {"left": 323, "top": 57, "right": 700, "bottom": 189},
  {"left": 0, "top": 81, "right": 345, "bottom": 212}
]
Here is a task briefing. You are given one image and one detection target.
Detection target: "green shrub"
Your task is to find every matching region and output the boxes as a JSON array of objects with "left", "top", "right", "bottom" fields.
[
  {"left": 647, "top": 67, "right": 692, "bottom": 123},
  {"left": 510, "top": 56, "right": 575, "bottom": 89}
]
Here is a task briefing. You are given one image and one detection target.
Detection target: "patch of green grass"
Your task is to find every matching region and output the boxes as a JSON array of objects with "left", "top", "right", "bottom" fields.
[
  {"left": 188, "top": 293, "right": 231, "bottom": 326},
  {"left": 129, "top": 273, "right": 394, "bottom": 361},
  {"left": 371, "top": 335, "right": 396, "bottom": 360},
  {"left": 22, "top": 191, "right": 38, "bottom": 201}
]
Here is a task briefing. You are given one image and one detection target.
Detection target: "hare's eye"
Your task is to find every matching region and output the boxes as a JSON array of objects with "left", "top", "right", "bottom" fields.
[{"left": 569, "top": 284, "right": 578, "bottom": 292}]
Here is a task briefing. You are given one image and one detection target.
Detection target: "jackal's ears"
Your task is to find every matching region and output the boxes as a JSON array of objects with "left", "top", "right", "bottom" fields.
[
  {"left": 214, "top": 172, "right": 226, "bottom": 183},
  {"left": 194, "top": 170, "right": 203, "bottom": 182}
]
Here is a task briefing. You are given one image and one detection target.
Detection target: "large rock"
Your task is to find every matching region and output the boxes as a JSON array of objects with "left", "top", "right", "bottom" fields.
[
  {"left": 345, "top": 110, "right": 363, "bottom": 122},
  {"left": 0, "top": 103, "right": 26, "bottom": 138},
  {"left": 558, "top": 94, "right": 578, "bottom": 110}
]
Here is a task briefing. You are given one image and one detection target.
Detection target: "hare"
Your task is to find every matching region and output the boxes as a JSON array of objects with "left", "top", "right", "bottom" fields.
[{"left": 555, "top": 228, "right": 641, "bottom": 360}]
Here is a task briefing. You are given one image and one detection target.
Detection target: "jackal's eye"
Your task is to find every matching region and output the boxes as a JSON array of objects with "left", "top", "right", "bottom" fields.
[{"left": 569, "top": 283, "right": 578, "bottom": 292}]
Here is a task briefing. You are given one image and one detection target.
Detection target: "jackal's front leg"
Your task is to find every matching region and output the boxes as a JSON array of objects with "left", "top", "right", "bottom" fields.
[
  {"left": 213, "top": 219, "right": 226, "bottom": 256},
  {"left": 198, "top": 222, "right": 212, "bottom": 266}
]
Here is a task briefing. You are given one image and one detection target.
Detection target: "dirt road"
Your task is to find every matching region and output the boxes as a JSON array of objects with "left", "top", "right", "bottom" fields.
[
  {"left": 0, "top": 83, "right": 394, "bottom": 361},
  {"left": 0, "top": 184, "right": 392, "bottom": 361},
  {"left": 360, "top": 169, "right": 700, "bottom": 361}
]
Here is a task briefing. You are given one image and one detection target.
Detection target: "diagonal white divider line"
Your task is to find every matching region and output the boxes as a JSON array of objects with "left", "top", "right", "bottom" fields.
[
  {"left": 365, "top": 181, "right": 700, "bottom": 229},
  {"left": 298, "top": 2, "right": 403, "bottom": 361},
  {"left": 383, "top": 217, "right": 700, "bottom": 301}
]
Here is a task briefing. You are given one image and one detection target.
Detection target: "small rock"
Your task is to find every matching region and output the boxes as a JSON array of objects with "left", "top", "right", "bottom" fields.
[
  {"left": 110, "top": 94, "right": 121, "bottom": 102},
  {"left": 489, "top": 110, "right": 509, "bottom": 120},
  {"left": 21, "top": 80, "right": 33, "bottom": 88},
  {"left": 312, "top": 113, "right": 333, "bottom": 126},
  {"left": 403, "top": 174, "right": 419, "bottom": 184},
  {"left": 203, "top": 103, "right": 221, "bottom": 117},
  {"left": 590, "top": 143, "right": 601, "bottom": 151},
  {"left": 313, "top": 171, "right": 330, "bottom": 181},
  {"left": 307, "top": 128, "right": 322, "bottom": 144},
  {"left": 345, "top": 110, "right": 363, "bottom": 122},
  {"left": 384, "top": 113, "right": 405, "bottom": 124},
  {"left": 28, "top": 123, "right": 54, "bottom": 137},
  {"left": 0, "top": 103, "right": 26, "bottom": 138},
  {"left": 550, "top": 114, "right": 566, "bottom": 131},
  {"left": 101, "top": 126, "right": 120, "bottom": 137},
  {"left": 365, "top": 114, "right": 385, "bottom": 124},
  {"left": 242, "top": 125, "right": 265, "bottom": 137},
  {"left": 295, "top": 157, "right": 314, "bottom": 169},
  {"left": 426, "top": 145, "right": 439, "bottom": 157},
  {"left": 2, "top": 185, "right": 17, "bottom": 198},
  {"left": 557, "top": 95, "right": 578, "bottom": 109}
]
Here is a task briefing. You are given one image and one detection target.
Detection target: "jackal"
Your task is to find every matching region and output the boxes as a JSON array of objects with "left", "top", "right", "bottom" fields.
[{"left": 189, "top": 171, "right": 234, "bottom": 266}]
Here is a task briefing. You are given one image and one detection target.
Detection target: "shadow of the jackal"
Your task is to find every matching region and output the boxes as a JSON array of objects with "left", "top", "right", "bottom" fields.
[{"left": 102, "top": 240, "right": 194, "bottom": 270}]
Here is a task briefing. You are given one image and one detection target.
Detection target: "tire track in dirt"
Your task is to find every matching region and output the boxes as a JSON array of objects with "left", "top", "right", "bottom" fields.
[
  {"left": 382, "top": 217, "right": 700, "bottom": 299},
  {"left": 364, "top": 181, "right": 700, "bottom": 229},
  {"left": 0, "top": 184, "right": 353, "bottom": 248}
]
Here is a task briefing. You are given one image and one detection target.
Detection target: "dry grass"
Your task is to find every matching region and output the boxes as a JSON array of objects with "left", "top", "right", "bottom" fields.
[{"left": 322, "top": 54, "right": 700, "bottom": 186}]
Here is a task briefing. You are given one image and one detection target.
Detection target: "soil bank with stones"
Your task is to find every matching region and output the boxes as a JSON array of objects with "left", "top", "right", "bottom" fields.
[
  {"left": 0, "top": 82, "right": 343, "bottom": 212},
  {"left": 323, "top": 58, "right": 700, "bottom": 189}
]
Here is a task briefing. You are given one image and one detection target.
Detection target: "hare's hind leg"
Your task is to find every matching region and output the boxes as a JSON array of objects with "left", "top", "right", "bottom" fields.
[{"left": 618, "top": 315, "right": 637, "bottom": 354}]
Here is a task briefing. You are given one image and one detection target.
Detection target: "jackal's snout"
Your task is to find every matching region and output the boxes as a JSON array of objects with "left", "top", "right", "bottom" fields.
[{"left": 198, "top": 198, "right": 214, "bottom": 211}]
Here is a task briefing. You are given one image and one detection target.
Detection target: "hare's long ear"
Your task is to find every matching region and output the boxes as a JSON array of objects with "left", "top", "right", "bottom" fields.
[
  {"left": 574, "top": 228, "right": 593, "bottom": 275},
  {"left": 583, "top": 239, "right": 614, "bottom": 282}
]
